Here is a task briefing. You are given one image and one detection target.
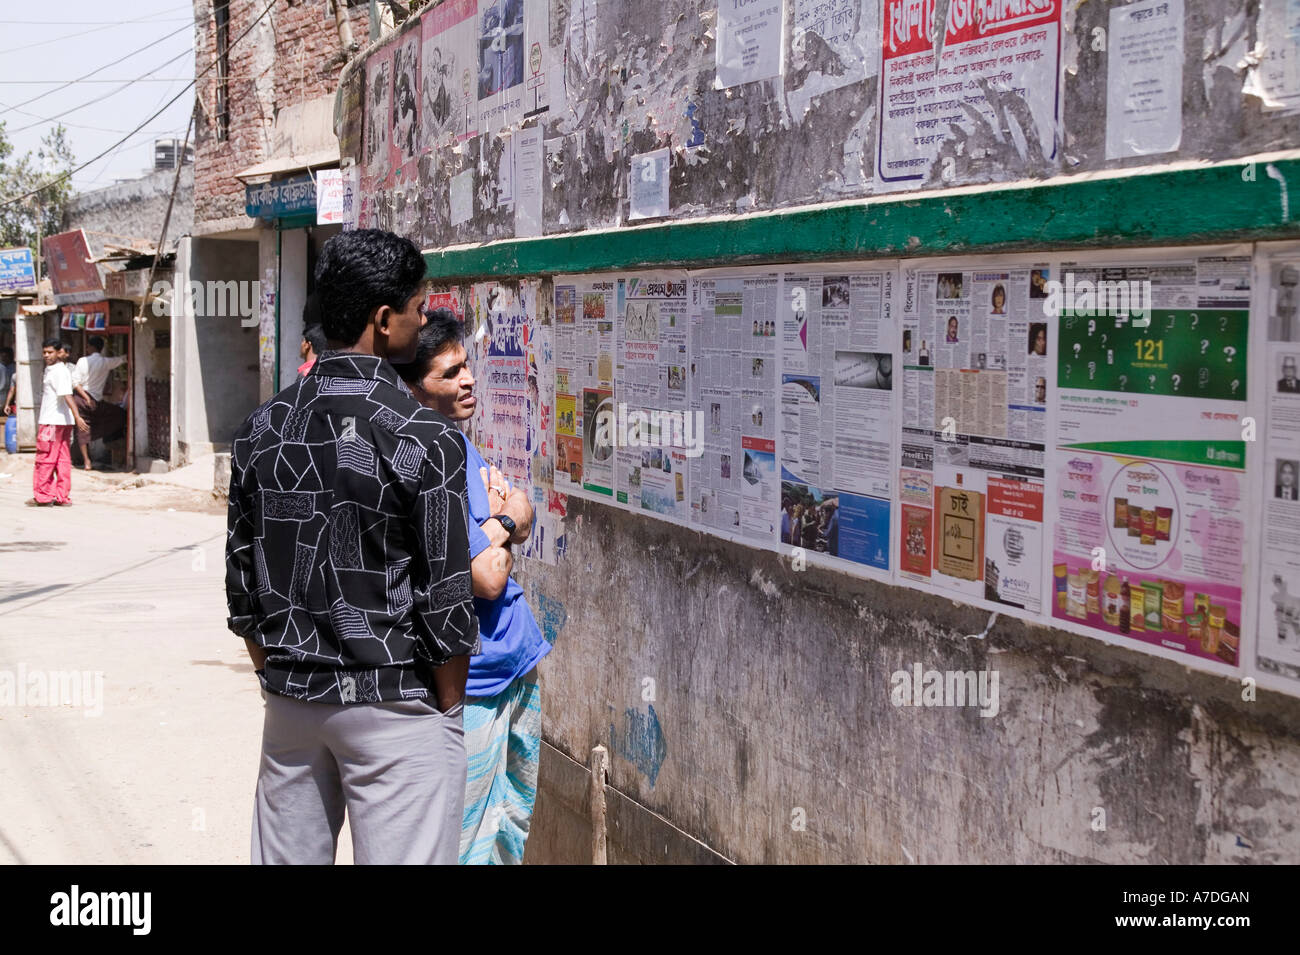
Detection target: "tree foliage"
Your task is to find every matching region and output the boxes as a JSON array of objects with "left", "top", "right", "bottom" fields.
[{"left": 0, "top": 122, "right": 77, "bottom": 260}]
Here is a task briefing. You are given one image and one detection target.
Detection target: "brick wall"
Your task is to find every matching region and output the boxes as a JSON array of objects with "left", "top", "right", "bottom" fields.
[{"left": 192, "top": 0, "right": 368, "bottom": 231}]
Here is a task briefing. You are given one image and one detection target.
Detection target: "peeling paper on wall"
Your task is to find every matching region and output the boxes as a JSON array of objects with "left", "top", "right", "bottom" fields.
[
  {"left": 1242, "top": 0, "right": 1300, "bottom": 114},
  {"left": 786, "top": 0, "right": 880, "bottom": 121}
]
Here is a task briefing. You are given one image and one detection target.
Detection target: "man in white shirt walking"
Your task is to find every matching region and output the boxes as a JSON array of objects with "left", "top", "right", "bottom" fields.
[
  {"left": 71, "top": 335, "right": 127, "bottom": 471},
  {"left": 32, "top": 338, "right": 87, "bottom": 506}
]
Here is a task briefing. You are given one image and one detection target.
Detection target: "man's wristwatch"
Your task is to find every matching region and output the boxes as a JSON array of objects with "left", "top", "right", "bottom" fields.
[{"left": 489, "top": 513, "right": 517, "bottom": 541}]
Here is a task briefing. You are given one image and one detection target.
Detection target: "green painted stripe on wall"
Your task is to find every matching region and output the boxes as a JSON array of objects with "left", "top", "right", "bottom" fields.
[{"left": 423, "top": 159, "right": 1300, "bottom": 281}]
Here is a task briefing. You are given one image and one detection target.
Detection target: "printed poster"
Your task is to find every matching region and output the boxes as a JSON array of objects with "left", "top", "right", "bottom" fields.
[
  {"left": 781, "top": 265, "right": 897, "bottom": 577},
  {"left": 876, "top": 0, "right": 1062, "bottom": 192},
  {"left": 421, "top": 0, "right": 480, "bottom": 151},
  {"left": 689, "top": 269, "right": 781, "bottom": 544},
  {"left": 1050, "top": 248, "right": 1252, "bottom": 672},
  {"left": 896, "top": 256, "right": 1050, "bottom": 616},
  {"left": 1252, "top": 243, "right": 1300, "bottom": 693},
  {"left": 716, "top": 0, "right": 784, "bottom": 88},
  {"left": 613, "top": 273, "right": 692, "bottom": 524}
]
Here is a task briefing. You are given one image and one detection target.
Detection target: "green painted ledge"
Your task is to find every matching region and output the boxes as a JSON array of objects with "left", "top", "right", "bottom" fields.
[{"left": 424, "top": 158, "right": 1300, "bottom": 281}]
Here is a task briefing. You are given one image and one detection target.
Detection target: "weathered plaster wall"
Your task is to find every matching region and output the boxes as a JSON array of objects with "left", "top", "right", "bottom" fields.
[
  {"left": 346, "top": 0, "right": 1300, "bottom": 248},
  {"left": 517, "top": 498, "right": 1300, "bottom": 864}
]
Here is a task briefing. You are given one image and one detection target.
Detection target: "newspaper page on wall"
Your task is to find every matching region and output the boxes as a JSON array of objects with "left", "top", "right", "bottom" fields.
[
  {"left": 688, "top": 269, "right": 782, "bottom": 545},
  {"left": 1251, "top": 243, "right": 1300, "bottom": 694},
  {"left": 1050, "top": 247, "right": 1252, "bottom": 674},
  {"left": 463, "top": 280, "right": 566, "bottom": 565},
  {"left": 876, "top": 0, "right": 1062, "bottom": 193},
  {"left": 896, "top": 255, "right": 1050, "bottom": 618},
  {"left": 781, "top": 264, "right": 897, "bottom": 578},
  {"left": 613, "top": 273, "right": 693, "bottom": 524},
  {"left": 552, "top": 275, "right": 619, "bottom": 503}
]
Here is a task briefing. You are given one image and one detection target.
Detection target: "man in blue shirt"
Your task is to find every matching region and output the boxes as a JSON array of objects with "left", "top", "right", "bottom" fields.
[{"left": 395, "top": 307, "right": 551, "bottom": 864}]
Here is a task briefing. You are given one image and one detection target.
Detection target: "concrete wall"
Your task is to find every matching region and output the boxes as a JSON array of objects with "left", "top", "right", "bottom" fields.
[
  {"left": 517, "top": 498, "right": 1300, "bottom": 864},
  {"left": 172, "top": 236, "right": 260, "bottom": 463},
  {"left": 62, "top": 166, "right": 194, "bottom": 247}
]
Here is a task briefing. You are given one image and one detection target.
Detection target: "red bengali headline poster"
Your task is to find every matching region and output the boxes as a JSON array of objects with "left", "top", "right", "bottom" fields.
[{"left": 876, "top": 0, "right": 1062, "bottom": 192}]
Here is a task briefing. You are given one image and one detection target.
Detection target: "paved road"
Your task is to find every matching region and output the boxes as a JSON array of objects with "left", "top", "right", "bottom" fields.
[{"left": 0, "top": 453, "right": 356, "bottom": 864}]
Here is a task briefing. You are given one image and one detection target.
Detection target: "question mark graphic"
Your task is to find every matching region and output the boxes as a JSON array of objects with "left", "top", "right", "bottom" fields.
[
  {"left": 1088, "top": 361, "right": 1097, "bottom": 380},
  {"left": 1149, "top": 374, "right": 1157, "bottom": 390},
  {"left": 1171, "top": 373, "right": 1181, "bottom": 391},
  {"left": 1231, "top": 379, "right": 1240, "bottom": 395},
  {"left": 1088, "top": 318, "right": 1096, "bottom": 336},
  {"left": 1200, "top": 339, "right": 1210, "bottom": 355},
  {"left": 1073, "top": 342, "right": 1082, "bottom": 358},
  {"left": 1100, "top": 332, "right": 1108, "bottom": 347},
  {"left": 1199, "top": 368, "right": 1211, "bottom": 388},
  {"left": 1220, "top": 316, "right": 1229, "bottom": 332},
  {"left": 1065, "top": 364, "right": 1072, "bottom": 378},
  {"left": 1224, "top": 345, "right": 1237, "bottom": 362},
  {"left": 1119, "top": 374, "right": 1128, "bottom": 390},
  {"left": 1107, "top": 348, "right": 1114, "bottom": 365},
  {"left": 1190, "top": 313, "right": 1199, "bottom": 328}
]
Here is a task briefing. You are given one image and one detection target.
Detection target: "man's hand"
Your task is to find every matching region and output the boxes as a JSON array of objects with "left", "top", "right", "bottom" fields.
[
  {"left": 480, "top": 464, "right": 510, "bottom": 517},
  {"left": 431, "top": 655, "right": 469, "bottom": 713},
  {"left": 75, "top": 416, "right": 89, "bottom": 435},
  {"left": 243, "top": 638, "right": 268, "bottom": 671}
]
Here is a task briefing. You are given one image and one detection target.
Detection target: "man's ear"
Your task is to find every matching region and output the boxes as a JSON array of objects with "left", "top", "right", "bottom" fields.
[{"left": 373, "top": 304, "right": 391, "bottom": 339}]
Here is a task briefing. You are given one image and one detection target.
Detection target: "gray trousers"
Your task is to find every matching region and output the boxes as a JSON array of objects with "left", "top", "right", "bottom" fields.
[{"left": 251, "top": 690, "right": 466, "bottom": 865}]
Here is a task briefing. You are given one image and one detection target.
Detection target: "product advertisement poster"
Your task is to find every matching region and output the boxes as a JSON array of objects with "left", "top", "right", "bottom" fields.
[
  {"left": 1049, "top": 247, "right": 1253, "bottom": 674},
  {"left": 780, "top": 264, "right": 898, "bottom": 579},
  {"left": 688, "top": 268, "right": 782, "bottom": 546},
  {"left": 1251, "top": 242, "right": 1300, "bottom": 694},
  {"left": 896, "top": 255, "right": 1051, "bottom": 619},
  {"left": 876, "top": 0, "right": 1062, "bottom": 192}
]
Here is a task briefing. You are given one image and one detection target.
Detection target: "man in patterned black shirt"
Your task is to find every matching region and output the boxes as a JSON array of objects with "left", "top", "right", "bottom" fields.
[{"left": 226, "top": 229, "right": 478, "bottom": 864}]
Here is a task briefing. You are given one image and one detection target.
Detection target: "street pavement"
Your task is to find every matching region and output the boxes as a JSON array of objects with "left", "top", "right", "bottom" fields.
[{"left": 0, "top": 451, "right": 356, "bottom": 864}]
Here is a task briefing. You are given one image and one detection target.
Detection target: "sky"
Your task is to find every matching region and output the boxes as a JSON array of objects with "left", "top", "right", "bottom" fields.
[{"left": 0, "top": 1, "right": 196, "bottom": 196}]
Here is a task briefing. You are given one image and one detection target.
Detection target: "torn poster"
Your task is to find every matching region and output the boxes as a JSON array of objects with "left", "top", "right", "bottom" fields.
[
  {"left": 1246, "top": 0, "right": 1300, "bottom": 114},
  {"left": 787, "top": 0, "right": 879, "bottom": 118},
  {"left": 875, "top": 0, "right": 1062, "bottom": 193},
  {"left": 1105, "top": 0, "right": 1184, "bottom": 159},
  {"left": 450, "top": 167, "right": 475, "bottom": 225},
  {"left": 716, "top": 0, "right": 785, "bottom": 89}
]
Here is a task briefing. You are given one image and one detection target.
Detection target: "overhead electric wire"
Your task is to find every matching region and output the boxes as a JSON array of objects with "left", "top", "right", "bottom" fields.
[
  {"left": 0, "top": 0, "right": 282, "bottom": 209},
  {"left": 0, "top": 20, "right": 193, "bottom": 116},
  {"left": 0, "top": 5, "right": 192, "bottom": 56},
  {"left": 7, "top": 47, "right": 194, "bottom": 135}
]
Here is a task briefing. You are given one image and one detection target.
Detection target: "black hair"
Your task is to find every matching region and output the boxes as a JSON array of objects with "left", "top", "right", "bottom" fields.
[
  {"left": 313, "top": 229, "right": 426, "bottom": 347},
  {"left": 302, "top": 322, "right": 328, "bottom": 356},
  {"left": 87, "top": 335, "right": 105, "bottom": 351},
  {"left": 43, "top": 337, "right": 63, "bottom": 350},
  {"left": 392, "top": 307, "right": 462, "bottom": 384}
]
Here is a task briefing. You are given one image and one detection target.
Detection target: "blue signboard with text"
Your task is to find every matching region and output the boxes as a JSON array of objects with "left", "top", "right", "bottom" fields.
[
  {"left": 0, "top": 247, "right": 35, "bottom": 292},
  {"left": 245, "top": 173, "right": 317, "bottom": 220}
]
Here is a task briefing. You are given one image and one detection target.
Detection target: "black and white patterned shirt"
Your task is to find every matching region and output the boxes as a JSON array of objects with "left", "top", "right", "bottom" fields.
[{"left": 225, "top": 351, "right": 478, "bottom": 705}]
